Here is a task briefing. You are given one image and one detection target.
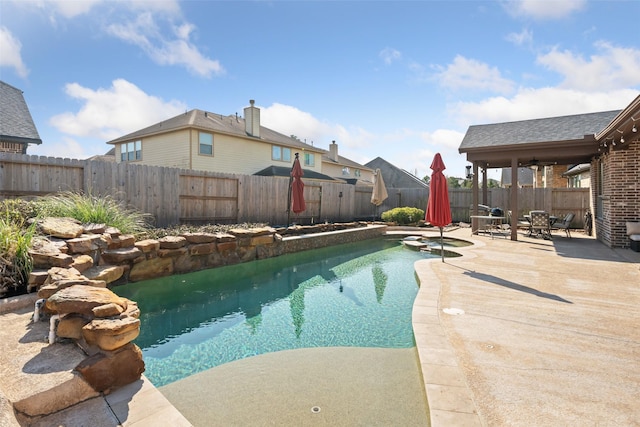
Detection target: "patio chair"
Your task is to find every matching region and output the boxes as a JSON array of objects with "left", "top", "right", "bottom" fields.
[
  {"left": 552, "top": 213, "right": 575, "bottom": 238},
  {"left": 530, "top": 211, "right": 552, "bottom": 239}
]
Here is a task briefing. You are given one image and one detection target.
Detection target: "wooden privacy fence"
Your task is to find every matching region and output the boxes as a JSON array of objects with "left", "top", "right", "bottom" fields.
[{"left": 1, "top": 153, "right": 589, "bottom": 228}]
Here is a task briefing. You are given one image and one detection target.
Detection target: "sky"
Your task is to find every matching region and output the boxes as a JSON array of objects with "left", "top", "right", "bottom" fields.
[{"left": 1, "top": 0, "right": 639, "bottom": 181}]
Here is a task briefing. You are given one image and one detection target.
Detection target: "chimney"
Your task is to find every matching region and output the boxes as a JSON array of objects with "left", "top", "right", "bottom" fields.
[
  {"left": 244, "top": 99, "right": 260, "bottom": 138},
  {"left": 329, "top": 140, "right": 338, "bottom": 162}
]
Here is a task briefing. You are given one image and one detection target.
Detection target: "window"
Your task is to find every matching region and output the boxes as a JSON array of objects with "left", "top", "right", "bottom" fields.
[
  {"left": 120, "top": 141, "right": 141, "bottom": 162},
  {"left": 342, "top": 167, "right": 350, "bottom": 176},
  {"left": 272, "top": 145, "right": 291, "bottom": 162},
  {"left": 304, "top": 152, "right": 315, "bottom": 167},
  {"left": 354, "top": 169, "right": 361, "bottom": 177},
  {"left": 199, "top": 132, "right": 213, "bottom": 155}
]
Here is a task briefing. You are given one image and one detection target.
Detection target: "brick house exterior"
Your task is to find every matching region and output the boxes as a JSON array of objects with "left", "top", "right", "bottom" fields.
[
  {"left": 0, "top": 81, "right": 42, "bottom": 154},
  {"left": 592, "top": 95, "right": 640, "bottom": 249}
]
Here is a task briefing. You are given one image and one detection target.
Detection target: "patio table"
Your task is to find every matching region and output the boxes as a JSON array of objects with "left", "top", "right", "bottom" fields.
[
  {"left": 523, "top": 214, "right": 558, "bottom": 237},
  {"left": 470, "top": 215, "right": 506, "bottom": 239}
]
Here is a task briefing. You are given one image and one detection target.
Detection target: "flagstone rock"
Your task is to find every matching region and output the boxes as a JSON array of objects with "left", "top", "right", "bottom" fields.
[
  {"left": 158, "top": 235, "right": 187, "bottom": 249},
  {"left": 180, "top": 232, "right": 217, "bottom": 244},
  {"left": 57, "top": 314, "right": 91, "bottom": 340},
  {"left": 38, "top": 279, "right": 107, "bottom": 300},
  {"left": 82, "top": 316, "right": 140, "bottom": 351},
  {"left": 92, "top": 302, "right": 125, "bottom": 318},
  {"left": 83, "top": 265, "right": 124, "bottom": 284},
  {"left": 65, "top": 234, "right": 103, "bottom": 254},
  {"left": 30, "top": 251, "right": 74, "bottom": 269},
  {"left": 108, "top": 234, "right": 136, "bottom": 249},
  {"left": 82, "top": 223, "right": 107, "bottom": 234},
  {"left": 45, "top": 285, "right": 126, "bottom": 316},
  {"left": 129, "top": 256, "right": 174, "bottom": 282},
  {"left": 44, "top": 267, "right": 83, "bottom": 284},
  {"left": 101, "top": 246, "right": 143, "bottom": 264},
  {"left": 75, "top": 343, "right": 145, "bottom": 394},
  {"left": 134, "top": 239, "right": 160, "bottom": 253},
  {"left": 70, "top": 254, "right": 94, "bottom": 273},
  {"left": 38, "top": 217, "right": 84, "bottom": 239}
]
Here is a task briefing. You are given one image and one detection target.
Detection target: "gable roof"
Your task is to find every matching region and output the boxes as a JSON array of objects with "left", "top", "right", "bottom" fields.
[
  {"left": 459, "top": 110, "right": 620, "bottom": 150},
  {"left": 106, "top": 109, "right": 325, "bottom": 153},
  {"left": 458, "top": 110, "right": 621, "bottom": 168},
  {"left": 0, "top": 81, "right": 42, "bottom": 146},
  {"left": 365, "top": 157, "right": 428, "bottom": 189}
]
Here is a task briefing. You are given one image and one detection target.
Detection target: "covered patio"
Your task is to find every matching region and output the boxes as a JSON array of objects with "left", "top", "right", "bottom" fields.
[{"left": 459, "top": 110, "right": 620, "bottom": 241}]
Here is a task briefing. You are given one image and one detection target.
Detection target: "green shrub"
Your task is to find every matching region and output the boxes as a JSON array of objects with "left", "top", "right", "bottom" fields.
[
  {"left": 32, "top": 191, "right": 152, "bottom": 235},
  {"left": 0, "top": 208, "right": 35, "bottom": 295},
  {"left": 381, "top": 207, "right": 425, "bottom": 225}
]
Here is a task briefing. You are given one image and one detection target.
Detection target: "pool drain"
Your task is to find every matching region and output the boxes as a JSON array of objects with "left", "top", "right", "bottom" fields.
[{"left": 311, "top": 406, "right": 321, "bottom": 414}]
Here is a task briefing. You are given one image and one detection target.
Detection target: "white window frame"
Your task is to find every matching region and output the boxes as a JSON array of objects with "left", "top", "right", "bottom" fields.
[
  {"left": 272, "top": 145, "right": 291, "bottom": 162},
  {"left": 121, "top": 140, "right": 141, "bottom": 162},
  {"left": 304, "top": 152, "right": 315, "bottom": 167},
  {"left": 199, "top": 132, "right": 213, "bottom": 156}
]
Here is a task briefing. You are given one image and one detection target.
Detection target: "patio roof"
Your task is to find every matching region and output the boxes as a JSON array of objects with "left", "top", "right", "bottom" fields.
[{"left": 458, "top": 110, "right": 620, "bottom": 169}]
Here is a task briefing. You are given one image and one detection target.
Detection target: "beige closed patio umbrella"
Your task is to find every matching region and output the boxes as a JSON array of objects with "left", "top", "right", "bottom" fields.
[{"left": 371, "top": 168, "right": 388, "bottom": 220}]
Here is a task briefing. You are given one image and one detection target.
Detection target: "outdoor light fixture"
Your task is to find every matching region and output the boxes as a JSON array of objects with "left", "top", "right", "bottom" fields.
[{"left": 465, "top": 165, "right": 473, "bottom": 179}]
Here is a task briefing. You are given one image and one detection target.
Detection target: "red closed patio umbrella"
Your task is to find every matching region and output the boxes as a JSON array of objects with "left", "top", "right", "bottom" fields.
[
  {"left": 288, "top": 153, "right": 306, "bottom": 226},
  {"left": 425, "top": 153, "right": 452, "bottom": 262}
]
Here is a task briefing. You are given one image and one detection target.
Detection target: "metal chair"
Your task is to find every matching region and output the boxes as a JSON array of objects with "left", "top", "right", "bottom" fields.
[
  {"left": 552, "top": 213, "right": 575, "bottom": 238},
  {"left": 530, "top": 211, "right": 552, "bottom": 239}
]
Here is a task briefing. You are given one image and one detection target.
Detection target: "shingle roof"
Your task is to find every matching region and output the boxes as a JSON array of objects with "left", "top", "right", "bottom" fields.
[
  {"left": 253, "top": 165, "right": 338, "bottom": 181},
  {"left": 459, "top": 110, "right": 621, "bottom": 151},
  {"left": 106, "top": 109, "right": 325, "bottom": 153},
  {"left": 364, "top": 157, "right": 428, "bottom": 189},
  {"left": 0, "top": 81, "right": 42, "bottom": 145}
]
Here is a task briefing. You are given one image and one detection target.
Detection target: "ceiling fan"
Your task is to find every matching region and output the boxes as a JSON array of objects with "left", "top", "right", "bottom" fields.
[{"left": 519, "top": 158, "right": 556, "bottom": 168}]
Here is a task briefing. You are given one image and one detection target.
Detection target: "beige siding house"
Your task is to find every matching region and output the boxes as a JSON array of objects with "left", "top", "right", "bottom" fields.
[
  {"left": 322, "top": 141, "right": 374, "bottom": 184},
  {"left": 107, "top": 100, "right": 327, "bottom": 176}
]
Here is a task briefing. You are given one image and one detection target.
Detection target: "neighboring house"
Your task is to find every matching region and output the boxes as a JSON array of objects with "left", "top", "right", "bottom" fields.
[
  {"left": 106, "top": 100, "right": 327, "bottom": 177},
  {"left": 500, "top": 167, "right": 533, "bottom": 188},
  {"left": 561, "top": 164, "right": 591, "bottom": 188},
  {"left": 364, "top": 157, "right": 429, "bottom": 189},
  {"left": 0, "top": 81, "right": 42, "bottom": 154},
  {"left": 322, "top": 141, "right": 374, "bottom": 184},
  {"left": 459, "top": 96, "right": 640, "bottom": 248}
]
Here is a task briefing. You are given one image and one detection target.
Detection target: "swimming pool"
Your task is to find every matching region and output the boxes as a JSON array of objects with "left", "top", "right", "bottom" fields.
[{"left": 115, "top": 237, "right": 434, "bottom": 386}]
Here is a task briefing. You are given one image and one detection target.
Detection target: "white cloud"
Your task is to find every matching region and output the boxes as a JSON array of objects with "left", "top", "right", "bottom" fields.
[
  {"left": 506, "top": 28, "right": 533, "bottom": 46},
  {"left": 0, "top": 26, "right": 29, "bottom": 78},
  {"left": 450, "top": 87, "right": 638, "bottom": 125},
  {"left": 379, "top": 47, "right": 402, "bottom": 65},
  {"left": 49, "top": 79, "right": 186, "bottom": 140},
  {"left": 505, "top": 0, "right": 586, "bottom": 20},
  {"left": 29, "top": 136, "right": 93, "bottom": 159},
  {"left": 45, "top": 0, "right": 103, "bottom": 18},
  {"left": 107, "top": 12, "right": 224, "bottom": 77},
  {"left": 537, "top": 41, "right": 640, "bottom": 91},
  {"left": 434, "top": 55, "right": 515, "bottom": 94}
]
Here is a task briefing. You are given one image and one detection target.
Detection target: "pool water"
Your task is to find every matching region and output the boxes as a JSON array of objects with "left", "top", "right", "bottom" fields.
[{"left": 115, "top": 237, "right": 432, "bottom": 387}]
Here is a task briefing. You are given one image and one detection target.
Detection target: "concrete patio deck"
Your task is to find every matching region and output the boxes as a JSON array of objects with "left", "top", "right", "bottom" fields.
[
  {"left": 412, "top": 228, "right": 640, "bottom": 426},
  {"left": 1, "top": 227, "right": 639, "bottom": 426}
]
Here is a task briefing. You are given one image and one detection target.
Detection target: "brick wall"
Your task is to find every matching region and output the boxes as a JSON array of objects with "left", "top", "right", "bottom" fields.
[{"left": 593, "top": 138, "right": 640, "bottom": 248}]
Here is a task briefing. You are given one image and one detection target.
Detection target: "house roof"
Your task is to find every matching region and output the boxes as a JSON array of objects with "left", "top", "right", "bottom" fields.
[
  {"left": 253, "top": 165, "right": 339, "bottom": 181},
  {"left": 106, "top": 108, "right": 325, "bottom": 154},
  {"left": 364, "top": 157, "right": 428, "bottom": 189},
  {"left": 322, "top": 153, "right": 373, "bottom": 171},
  {"left": 562, "top": 163, "right": 590, "bottom": 177},
  {"left": 459, "top": 110, "right": 621, "bottom": 168},
  {"left": 0, "top": 80, "right": 42, "bottom": 146}
]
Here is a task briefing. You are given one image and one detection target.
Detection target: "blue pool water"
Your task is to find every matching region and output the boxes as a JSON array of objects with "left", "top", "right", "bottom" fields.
[{"left": 115, "top": 237, "right": 433, "bottom": 386}]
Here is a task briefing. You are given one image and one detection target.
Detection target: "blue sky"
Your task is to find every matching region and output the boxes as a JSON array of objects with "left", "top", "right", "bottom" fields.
[{"left": 1, "top": 0, "right": 639, "bottom": 180}]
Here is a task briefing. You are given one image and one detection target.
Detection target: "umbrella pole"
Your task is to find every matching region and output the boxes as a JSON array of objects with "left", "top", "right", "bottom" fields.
[
  {"left": 286, "top": 175, "right": 293, "bottom": 227},
  {"left": 440, "top": 226, "right": 444, "bottom": 262}
]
